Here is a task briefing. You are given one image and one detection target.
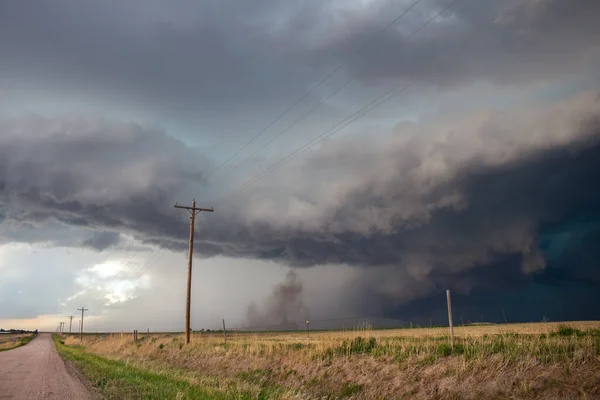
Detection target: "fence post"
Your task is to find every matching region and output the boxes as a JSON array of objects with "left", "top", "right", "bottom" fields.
[
  {"left": 446, "top": 290, "right": 454, "bottom": 348},
  {"left": 306, "top": 320, "right": 310, "bottom": 339}
]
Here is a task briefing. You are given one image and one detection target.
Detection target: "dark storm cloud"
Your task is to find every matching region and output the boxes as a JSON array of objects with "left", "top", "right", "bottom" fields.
[
  {"left": 2, "top": 91, "right": 599, "bottom": 322},
  {"left": 0, "top": 0, "right": 313, "bottom": 116},
  {"left": 0, "top": 116, "right": 209, "bottom": 247},
  {"left": 290, "top": 0, "right": 600, "bottom": 85},
  {"left": 1, "top": 0, "right": 598, "bottom": 119},
  {"left": 83, "top": 231, "right": 121, "bottom": 251}
]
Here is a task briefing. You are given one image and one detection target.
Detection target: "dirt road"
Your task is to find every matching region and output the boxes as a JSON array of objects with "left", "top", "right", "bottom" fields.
[{"left": 0, "top": 333, "right": 92, "bottom": 399}]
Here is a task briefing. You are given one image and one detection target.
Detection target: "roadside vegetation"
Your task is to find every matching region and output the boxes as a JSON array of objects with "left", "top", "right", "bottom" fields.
[
  {"left": 56, "top": 321, "right": 600, "bottom": 399},
  {"left": 0, "top": 333, "right": 37, "bottom": 352},
  {"left": 53, "top": 335, "right": 288, "bottom": 399}
]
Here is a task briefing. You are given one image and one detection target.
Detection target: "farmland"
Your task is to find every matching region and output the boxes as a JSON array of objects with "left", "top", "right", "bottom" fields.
[{"left": 55, "top": 321, "right": 600, "bottom": 399}]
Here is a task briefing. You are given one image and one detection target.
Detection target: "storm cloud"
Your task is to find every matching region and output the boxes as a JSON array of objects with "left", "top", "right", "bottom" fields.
[
  {"left": 2, "top": 0, "right": 600, "bottom": 327},
  {"left": 1, "top": 91, "right": 599, "bottom": 321},
  {"left": 0, "top": 116, "right": 209, "bottom": 243},
  {"left": 83, "top": 231, "right": 122, "bottom": 251}
]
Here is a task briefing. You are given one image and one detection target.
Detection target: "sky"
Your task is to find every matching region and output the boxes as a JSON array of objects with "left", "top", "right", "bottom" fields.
[{"left": 1, "top": 0, "right": 600, "bottom": 332}]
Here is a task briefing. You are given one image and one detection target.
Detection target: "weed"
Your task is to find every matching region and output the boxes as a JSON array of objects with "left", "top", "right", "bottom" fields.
[
  {"left": 339, "top": 382, "right": 363, "bottom": 397},
  {"left": 554, "top": 324, "right": 582, "bottom": 337},
  {"left": 437, "top": 343, "right": 452, "bottom": 356}
]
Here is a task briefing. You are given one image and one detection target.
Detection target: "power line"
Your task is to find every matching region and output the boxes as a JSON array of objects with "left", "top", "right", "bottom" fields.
[
  {"left": 104, "top": 247, "right": 143, "bottom": 292},
  {"left": 217, "top": 0, "right": 460, "bottom": 181},
  {"left": 103, "top": 238, "right": 168, "bottom": 294},
  {"left": 129, "top": 249, "right": 165, "bottom": 286},
  {"left": 211, "top": 0, "right": 539, "bottom": 204},
  {"left": 102, "top": 247, "right": 164, "bottom": 304},
  {"left": 210, "top": 0, "right": 427, "bottom": 177},
  {"left": 100, "top": 234, "right": 151, "bottom": 294}
]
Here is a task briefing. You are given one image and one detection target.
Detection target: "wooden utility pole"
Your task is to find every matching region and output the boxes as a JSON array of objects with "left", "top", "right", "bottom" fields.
[
  {"left": 68, "top": 315, "right": 74, "bottom": 333},
  {"left": 446, "top": 290, "right": 454, "bottom": 348},
  {"left": 174, "top": 199, "right": 214, "bottom": 345},
  {"left": 78, "top": 307, "right": 88, "bottom": 343}
]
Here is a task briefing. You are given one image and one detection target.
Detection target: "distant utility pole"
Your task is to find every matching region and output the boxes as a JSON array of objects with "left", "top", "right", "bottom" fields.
[
  {"left": 78, "top": 307, "right": 88, "bottom": 343},
  {"left": 59, "top": 322, "right": 65, "bottom": 333},
  {"left": 68, "top": 315, "right": 74, "bottom": 333},
  {"left": 174, "top": 199, "right": 214, "bottom": 345}
]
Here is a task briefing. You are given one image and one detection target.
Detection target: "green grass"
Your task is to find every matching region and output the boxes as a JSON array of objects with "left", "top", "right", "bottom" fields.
[
  {"left": 0, "top": 334, "right": 37, "bottom": 352},
  {"left": 54, "top": 335, "right": 219, "bottom": 399},
  {"left": 53, "top": 335, "right": 290, "bottom": 400}
]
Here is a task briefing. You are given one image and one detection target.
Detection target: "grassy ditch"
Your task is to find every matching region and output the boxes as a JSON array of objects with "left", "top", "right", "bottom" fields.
[
  {"left": 53, "top": 335, "right": 291, "bottom": 399},
  {"left": 0, "top": 333, "right": 37, "bottom": 351}
]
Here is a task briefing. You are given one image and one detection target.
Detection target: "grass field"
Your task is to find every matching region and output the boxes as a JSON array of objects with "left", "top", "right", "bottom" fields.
[
  {"left": 0, "top": 333, "right": 37, "bottom": 351},
  {"left": 57, "top": 321, "right": 600, "bottom": 399}
]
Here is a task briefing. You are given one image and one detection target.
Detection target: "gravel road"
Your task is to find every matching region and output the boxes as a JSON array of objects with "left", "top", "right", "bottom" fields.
[{"left": 0, "top": 333, "right": 92, "bottom": 399}]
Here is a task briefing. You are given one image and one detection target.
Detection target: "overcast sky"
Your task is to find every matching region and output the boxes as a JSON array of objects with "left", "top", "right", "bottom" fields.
[{"left": 1, "top": 0, "right": 600, "bottom": 332}]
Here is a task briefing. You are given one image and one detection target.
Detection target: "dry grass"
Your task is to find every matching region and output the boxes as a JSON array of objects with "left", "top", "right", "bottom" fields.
[
  {"left": 0, "top": 333, "right": 35, "bottom": 351},
  {"left": 62, "top": 321, "right": 600, "bottom": 399}
]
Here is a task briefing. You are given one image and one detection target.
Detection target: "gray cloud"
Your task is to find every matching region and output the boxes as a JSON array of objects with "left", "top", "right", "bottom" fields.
[
  {"left": 83, "top": 231, "right": 121, "bottom": 251},
  {"left": 1, "top": 0, "right": 598, "bottom": 127},
  {"left": 289, "top": 0, "right": 600, "bottom": 85},
  {"left": 0, "top": 116, "right": 209, "bottom": 245},
  {"left": 2, "top": 0, "right": 600, "bottom": 323},
  {"left": 1, "top": 91, "right": 599, "bottom": 320}
]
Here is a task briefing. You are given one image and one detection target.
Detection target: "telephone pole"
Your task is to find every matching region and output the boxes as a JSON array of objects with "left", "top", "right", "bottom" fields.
[
  {"left": 174, "top": 199, "right": 214, "bottom": 345},
  {"left": 59, "top": 322, "right": 65, "bottom": 333},
  {"left": 68, "top": 315, "right": 74, "bottom": 333},
  {"left": 77, "top": 307, "right": 88, "bottom": 343}
]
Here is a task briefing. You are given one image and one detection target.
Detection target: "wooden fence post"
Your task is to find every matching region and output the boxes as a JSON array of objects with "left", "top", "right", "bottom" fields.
[{"left": 446, "top": 290, "right": 454, "bottom": 348}]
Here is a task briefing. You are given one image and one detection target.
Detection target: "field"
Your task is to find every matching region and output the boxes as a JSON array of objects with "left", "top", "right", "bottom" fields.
[
  {"left": 0, "top": 333, "right": 37, "bottom": 351},
  {"left": 56, "top": 321, "right": 600, "bottom": 399}
]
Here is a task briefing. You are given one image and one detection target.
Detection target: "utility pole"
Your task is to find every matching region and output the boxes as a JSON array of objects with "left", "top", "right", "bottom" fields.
[
  {"left": 68, "top": 315, "right": 74, "bottom": 333},
  {"left": 174, "top": 199, "right": 214, "bottom": 345},
  {"left": 59, "top": 322, "right": 64, "bottom": 333},
  {"left": 78, "top": 307, "right": 88, "bottom": 343}
]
